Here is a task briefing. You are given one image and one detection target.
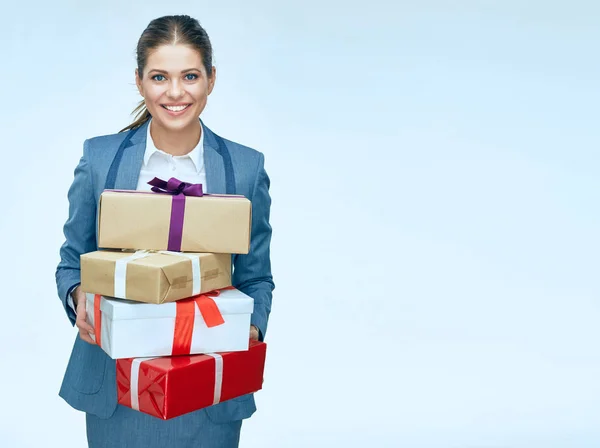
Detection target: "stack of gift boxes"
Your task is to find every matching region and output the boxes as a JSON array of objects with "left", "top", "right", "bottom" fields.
[{"left": 79, "top": 178, "right": 266, "bottom": 420}]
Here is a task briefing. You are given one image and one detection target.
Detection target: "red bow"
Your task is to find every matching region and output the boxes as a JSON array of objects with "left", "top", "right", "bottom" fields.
[{"left": 172, "top": 288, "right": 233, "bottom": 356}]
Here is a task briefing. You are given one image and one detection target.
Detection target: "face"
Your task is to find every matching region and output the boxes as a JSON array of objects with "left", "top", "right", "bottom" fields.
[{"left": 135, "top": 44, "right": 216, "bottom": 132}]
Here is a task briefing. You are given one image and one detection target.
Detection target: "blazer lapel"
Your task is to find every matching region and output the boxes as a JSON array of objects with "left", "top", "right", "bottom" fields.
[
  {"left": 202, "top": 121, "right": 226, "bottom": 194},
  {"left": 113, "top": 120, "right": 149, "bottom": 190}
]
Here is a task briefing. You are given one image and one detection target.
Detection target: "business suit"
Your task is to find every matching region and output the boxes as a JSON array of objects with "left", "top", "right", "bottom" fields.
[{"left": 55, "top": 118, "right": 274, "bottom": 446}]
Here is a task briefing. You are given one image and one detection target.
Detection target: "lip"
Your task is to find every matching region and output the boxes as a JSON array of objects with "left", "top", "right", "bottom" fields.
[{"left": 161, "top": 103, "right": 192, "bottom": 117}]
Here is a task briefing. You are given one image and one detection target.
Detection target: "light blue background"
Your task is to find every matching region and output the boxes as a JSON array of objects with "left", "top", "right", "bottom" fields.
[{"left": 1, "top": 1, "right": 599, "bottom": 447}]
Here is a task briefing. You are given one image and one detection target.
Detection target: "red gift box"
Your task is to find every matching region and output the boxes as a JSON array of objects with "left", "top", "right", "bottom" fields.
[{"left": 116, "top": 341, "right": 267, "bottom": 419}]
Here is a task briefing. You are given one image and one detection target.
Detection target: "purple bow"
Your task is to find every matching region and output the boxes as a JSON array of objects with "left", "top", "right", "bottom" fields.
[
  {"left": 147, "top": 177, "right": 204, "bottom": 251},
  {"left": 148, "top": 177, "right": 204, "bottom": 197}
]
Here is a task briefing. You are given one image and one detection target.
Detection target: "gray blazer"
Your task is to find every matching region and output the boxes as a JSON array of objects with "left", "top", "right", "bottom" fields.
[{"left": 55, "top": 119, "right": 274, "bottom": 422}]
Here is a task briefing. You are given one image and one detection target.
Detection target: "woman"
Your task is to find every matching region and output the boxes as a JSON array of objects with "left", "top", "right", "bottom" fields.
[{"left": 55, "top": 15, "right": 274, "bottom": 448}]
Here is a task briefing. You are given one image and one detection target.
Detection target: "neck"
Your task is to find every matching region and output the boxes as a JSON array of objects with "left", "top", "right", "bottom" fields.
[{"left": 149, "top": 119, "right": 201, "bottom": 156}]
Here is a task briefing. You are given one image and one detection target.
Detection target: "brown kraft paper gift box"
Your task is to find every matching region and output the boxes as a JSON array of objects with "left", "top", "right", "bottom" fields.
[
  {"left": 97, "top": 190, "right": 251, "bottom": 254},
  {"left": 81, "top": 250, "right": 232, "bottom": 304}
]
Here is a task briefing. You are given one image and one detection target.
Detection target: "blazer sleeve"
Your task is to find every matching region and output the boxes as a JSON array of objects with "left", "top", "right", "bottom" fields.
[
  {"left": 55, "top": 139, "right": 97, "bottom": 326},
  {"left": 232, "top": 152, "right": 275, "bottom": 340}
]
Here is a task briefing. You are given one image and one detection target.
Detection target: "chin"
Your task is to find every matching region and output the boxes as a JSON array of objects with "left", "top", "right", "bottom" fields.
[{"left": 154, "top": 114, "right": 199, "bottom": 131}]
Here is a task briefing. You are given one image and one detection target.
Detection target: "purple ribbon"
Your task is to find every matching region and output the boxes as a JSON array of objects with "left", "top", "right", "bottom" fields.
[
  {"left": 147, "top": 177, "right": 204, "bottom": 251},
  {"left": 148, "top": 177, "right": 204, "bottom": 197}
]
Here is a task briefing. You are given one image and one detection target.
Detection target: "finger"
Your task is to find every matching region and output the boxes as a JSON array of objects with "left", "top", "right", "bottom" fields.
[
  {"left": 79, "top": 329, "right": 97, "bottom": 345},
  {"left": 76, "top": 291, "right": 87, "bottom": 312},
  {"left": 76, "top": 318, "right": 95, "bottom": 334}
]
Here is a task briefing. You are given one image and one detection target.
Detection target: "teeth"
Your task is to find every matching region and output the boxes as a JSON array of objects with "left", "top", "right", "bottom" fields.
[{"left": 164, "top": 105, "right": 189, "bottom": 112}]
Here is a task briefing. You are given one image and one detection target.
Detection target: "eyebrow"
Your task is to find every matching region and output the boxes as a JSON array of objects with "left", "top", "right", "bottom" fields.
[{"left": 148, "top": 68, "right": 201, "bottom": 74}]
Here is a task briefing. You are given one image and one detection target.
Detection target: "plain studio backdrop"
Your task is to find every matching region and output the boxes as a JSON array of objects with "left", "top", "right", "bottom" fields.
[{"left": 1, "top": 1, "right": 599, "bottom": 447}]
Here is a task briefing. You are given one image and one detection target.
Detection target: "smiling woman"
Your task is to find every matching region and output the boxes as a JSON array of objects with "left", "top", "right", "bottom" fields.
[
  {"left": 121, "top": 17, "right": 216, "bottom": 156},
  {"left": 55, "top": 14, "right": 274, "bottom": 448}
]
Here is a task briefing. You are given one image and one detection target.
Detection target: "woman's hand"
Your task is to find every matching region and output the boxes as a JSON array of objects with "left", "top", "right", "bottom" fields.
[
  {"left": 73, "top": 286, "right": 97, "bottom": 345},
  {"left": 249, "top": 325, "right": 259, "bottom": 341}
]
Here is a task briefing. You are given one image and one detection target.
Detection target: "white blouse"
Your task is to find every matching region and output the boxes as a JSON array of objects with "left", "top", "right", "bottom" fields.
[{"left": 136, "top": 118, "right": 207, "bottom": 191}]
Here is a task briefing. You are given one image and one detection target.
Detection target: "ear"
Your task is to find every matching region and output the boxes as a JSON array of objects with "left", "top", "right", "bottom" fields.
[
  {"left": 207, "top": 66, "right": 217, "bottom": 95},
  {"left": 135, "top": 69, "right": 143, "bottom": 96}
]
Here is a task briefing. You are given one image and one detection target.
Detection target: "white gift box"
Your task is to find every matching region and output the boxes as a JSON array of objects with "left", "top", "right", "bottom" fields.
[{"left": 85, "top": 288, "right": 254, "bottom": 359}]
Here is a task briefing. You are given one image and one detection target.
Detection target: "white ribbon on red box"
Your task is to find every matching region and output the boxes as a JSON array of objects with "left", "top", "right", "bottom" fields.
[
  {"left": 205, "top": 354, "right": 224, "bottom": 405},
  {"left": 130, "top": 357, "right": 157, "bottom": 411}
]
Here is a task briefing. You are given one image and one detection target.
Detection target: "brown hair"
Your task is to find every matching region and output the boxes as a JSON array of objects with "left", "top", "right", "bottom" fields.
[{"left": 119, "top": 15, "right": 214, "bottom": 133}]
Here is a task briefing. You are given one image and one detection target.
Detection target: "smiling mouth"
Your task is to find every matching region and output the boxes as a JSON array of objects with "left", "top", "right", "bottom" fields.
[{"left": 161, "top": 104, "right": 191, "bottom": 112}]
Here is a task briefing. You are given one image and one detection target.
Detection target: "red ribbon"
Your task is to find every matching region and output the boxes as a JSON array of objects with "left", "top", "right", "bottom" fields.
[
  {"left": 94, "top": 294, "right": 102, "bottom": 348},
  {"left": 171, "top": 289, "right": 232, "bottom": 356}
]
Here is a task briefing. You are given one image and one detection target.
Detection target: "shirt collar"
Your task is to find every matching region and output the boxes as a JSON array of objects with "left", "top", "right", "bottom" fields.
[{"left": 144, "top": 118, "right": 204, "bottom": 173}]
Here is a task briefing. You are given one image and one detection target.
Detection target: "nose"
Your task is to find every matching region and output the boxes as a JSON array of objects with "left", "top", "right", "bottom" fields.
[{"left": 167, "top": 80, "right": 184, "bottom": 99}]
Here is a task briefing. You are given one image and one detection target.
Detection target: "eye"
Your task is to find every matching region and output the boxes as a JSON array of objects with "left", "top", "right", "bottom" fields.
[
  {"left": 185, "top": 73, "right": 198, "bottom": 81},
  {"left": 152, "top": 74, "right": 166, "bottom": 81}
]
